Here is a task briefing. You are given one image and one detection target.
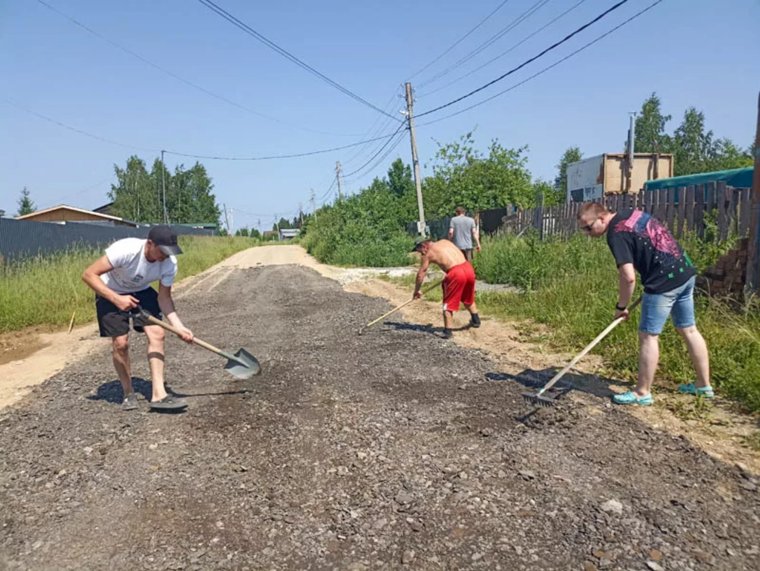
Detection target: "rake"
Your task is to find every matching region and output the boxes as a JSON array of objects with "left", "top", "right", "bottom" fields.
[
  {"left": 357, "top": 279, "right": 442, "bottom": 335},
  {"left": 522, "top": 297, "right": 642, "bottom": 407}
]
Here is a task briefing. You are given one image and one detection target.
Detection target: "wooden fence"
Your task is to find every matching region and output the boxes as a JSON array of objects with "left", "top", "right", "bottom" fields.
[{"left": 499, "top": 181, "right": 753, "bottom": 241}]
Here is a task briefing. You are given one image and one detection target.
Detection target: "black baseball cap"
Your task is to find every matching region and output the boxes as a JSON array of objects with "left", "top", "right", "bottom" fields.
[
  {"left": 410, "top": 237, "right": 431, "bottom": 253},
  {"left": 147, "top": 225, "right": 182, "bottom": 256}
]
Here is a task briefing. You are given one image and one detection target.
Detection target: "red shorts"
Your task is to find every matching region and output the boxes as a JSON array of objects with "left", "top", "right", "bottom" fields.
[{"left": 442, "top": 262, "right": 476, "bottom": 312}]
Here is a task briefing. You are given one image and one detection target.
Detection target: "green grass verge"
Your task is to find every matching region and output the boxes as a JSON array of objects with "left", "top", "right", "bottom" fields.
[
  {"left": 396, "top": 232, "right": 760, "bottom": 413},
  {"left": 0, "top": 235, "right": 257, "bottom": 333}
]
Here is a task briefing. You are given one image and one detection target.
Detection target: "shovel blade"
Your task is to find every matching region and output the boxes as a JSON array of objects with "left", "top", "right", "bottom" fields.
[{"left": 224, "top": 348, "right": 261, "bottom": 380}]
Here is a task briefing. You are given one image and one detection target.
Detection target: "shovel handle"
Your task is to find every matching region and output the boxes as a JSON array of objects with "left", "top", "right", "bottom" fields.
[
  {"left": 139, "top": 312, "right": 230, "bottom": 360},
  {"left": 537, "top": 297, "right": 642, "bottom": 396},
  {"left": 363, "top": 278, "right": 443, "bottom": 330}
]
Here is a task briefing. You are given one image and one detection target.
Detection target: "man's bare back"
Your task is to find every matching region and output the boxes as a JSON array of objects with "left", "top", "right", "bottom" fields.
[{"left": 424, "top": 239, "right": 467, "bottom": 272}]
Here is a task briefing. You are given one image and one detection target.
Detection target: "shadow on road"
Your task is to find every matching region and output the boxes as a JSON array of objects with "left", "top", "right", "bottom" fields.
[
  {"left": 88, "top": 377, "right": 250, "bottom": 405},
  {"left": 382, "top": 320, "right": 472, "bottom": 337},
  {"left": 486, "top": 367, "right": 625, "bottom": 401}
]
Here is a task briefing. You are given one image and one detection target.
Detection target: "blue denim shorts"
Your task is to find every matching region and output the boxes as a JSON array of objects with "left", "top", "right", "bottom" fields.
[{"left": 639, "top": 276, "right": 696, "bottom": 335}]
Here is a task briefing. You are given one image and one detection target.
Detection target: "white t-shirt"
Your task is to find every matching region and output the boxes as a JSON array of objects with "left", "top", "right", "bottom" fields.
[{"left": 101, "top": 238, "right": 178, "bottom": 294}]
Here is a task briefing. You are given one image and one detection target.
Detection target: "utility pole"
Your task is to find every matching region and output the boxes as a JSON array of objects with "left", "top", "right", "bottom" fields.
[
  {"left": 404, "top": 82, "right": 426, "bottom": 237},
  {"left": 310, "top": 188, "right": 317, "bottom": 222},
  {"left": 223, "top": 203, "right": 230, "bottom": 235},
  {"left": 335, "top": 162, "right": 343, "bottom": 201},
  {"left": 625, "top": 112, "right": 636, "bottom": 193},
  {"left": 746, "top": 91, "right": 760, "bottom": 293},
  {"left": 299, "top": 202, "right": 304, "bottom": 227},
  {"left": 160, "top": 149, "right": 168, "bottom": 224}
]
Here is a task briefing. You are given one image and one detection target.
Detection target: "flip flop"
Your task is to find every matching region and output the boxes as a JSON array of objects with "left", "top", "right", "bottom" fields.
[{"left": 149, "top": 395, "right": 188, "bottom": 411}]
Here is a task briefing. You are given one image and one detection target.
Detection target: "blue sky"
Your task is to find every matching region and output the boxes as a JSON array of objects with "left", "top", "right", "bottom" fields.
[{"left": 1, "top": 0, "right": 758, "bottom": 231}]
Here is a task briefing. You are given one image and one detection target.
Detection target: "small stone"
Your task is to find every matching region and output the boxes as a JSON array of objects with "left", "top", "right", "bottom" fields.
[
  {"left": 646, "top": 561, "right": 664, "bottom": 571},
  {"left": 600, "top": 499, "right": 623, "bottom": 515},
  {"left": 401, "top": 550, "right": 415, "bottom": 564},
  {"left": 649, "top": 549, "right": 663, "bottom": 561},
  {"left": 583, "top": 562, "right": 598, "bottom": 571},
  {"left": 518, "top": 470, "right": 536, "bottom": 481},
  {"left": 471, "top": 552, "right": 483, "bottom": 561},
  {"left": 459, "top": 471, "right": 469, "bottom": 480},
  {"left": 395, "top": 491, "right": 414, "bottom": 505},
  {"left": 480, "top": 428, "right": 493, "bottom": 437}
]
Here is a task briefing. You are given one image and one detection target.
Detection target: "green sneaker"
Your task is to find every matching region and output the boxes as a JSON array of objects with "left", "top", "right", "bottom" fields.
[
  {"left": 678, "top": 382, "right": 714, "bottom": 398},
  {"left": 612, "top": 390, "right": 653, "bottom": 406}
]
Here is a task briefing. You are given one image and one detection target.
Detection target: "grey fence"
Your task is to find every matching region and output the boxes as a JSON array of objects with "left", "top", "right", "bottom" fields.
[{"left": 0, "top": 218, "right": 215, "bottom": 263}]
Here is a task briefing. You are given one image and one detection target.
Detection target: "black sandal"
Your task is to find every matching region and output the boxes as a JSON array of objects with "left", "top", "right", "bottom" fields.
[{"left": 149, "top": 395, "right": 188, "bottom": 411}]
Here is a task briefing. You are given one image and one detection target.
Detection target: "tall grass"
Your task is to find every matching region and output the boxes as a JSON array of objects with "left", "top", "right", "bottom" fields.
[
  {"left": 0, "top": 235, "right": 256, "bottom": 333},
  {"left": 394, "top": 232, "right": 760, "bottom": 412}
]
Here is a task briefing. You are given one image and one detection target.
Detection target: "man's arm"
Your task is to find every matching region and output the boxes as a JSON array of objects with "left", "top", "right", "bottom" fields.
[
  {"left": 615, "top": 263, "right": 636, "bottom": 319},
  {"left": 82, "top": 255, "right": 139, "bottom": 312},
  {"left": 413, "top": 256, "right": 431, "bottom": 298},
  {"left": 157, "top": 284, "right": 194, "bottom": 342},
  {"left": 448, "top": 226, "right": 454, "bottom": 240},
  {"left": 472, "top": 224, "right": 481, "bottom": 252}
]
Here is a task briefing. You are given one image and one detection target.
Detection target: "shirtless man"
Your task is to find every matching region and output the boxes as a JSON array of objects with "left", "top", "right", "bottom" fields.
[{"left": 411, "top": 238, "right": 481, "bottom": 339}]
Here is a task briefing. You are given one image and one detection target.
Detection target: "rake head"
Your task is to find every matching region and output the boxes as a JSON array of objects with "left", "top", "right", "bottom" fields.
[{"left": 522, "top": 391, "right": 557, "bottom": 407}]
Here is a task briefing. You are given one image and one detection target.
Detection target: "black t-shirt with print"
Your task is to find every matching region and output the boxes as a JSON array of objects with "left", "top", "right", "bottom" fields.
[{"left": 606, "top": 209, "right": 695, "bottom": 294}]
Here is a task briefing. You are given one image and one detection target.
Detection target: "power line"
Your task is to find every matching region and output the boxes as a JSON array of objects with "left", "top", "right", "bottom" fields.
[
  {"left": 34, "top": 0, "right": 359, "bottom": 138},
  {"left": 406, "top": 0, "right": 512, "bottom": 81},
  {"left": 3, "top": 97, "right": 157, "bottom": 152},
  {"left": 343, "top": 123, "right": 407, "bottom": 178},
  {"left": 164, "top": 130, "right": 401, "bottom": 161},
  {"left": 416, "top": 0, "right": 551, "bottom": 89},
  {"left": 4, "top": 96, "right": 402, "bottom": 161},
  {"left": 197, "top": 0, "right": 401, "bottom": 122},
  {"left": 416, "top": 0, "right": 631, "bottom": 119},
  {"left": 417, "top": 0, "right": 663, "bottom": 127},
  {"left": 419, "top": 0, "right": 588, "bottom": 98}
]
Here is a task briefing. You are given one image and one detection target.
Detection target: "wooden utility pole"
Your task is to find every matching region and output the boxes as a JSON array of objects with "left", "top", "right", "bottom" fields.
[
  {"left": 404, "top": 82, "right": 426, "bottom": 236},
  {"left": 161, "top": 149, "right": 168, "bottom": 224},
  {"left": 746, "top": 91, "right": 760, "bottom": 293},
  {"left": 335, "top": 162, "right": 343, "bottom": 201}
]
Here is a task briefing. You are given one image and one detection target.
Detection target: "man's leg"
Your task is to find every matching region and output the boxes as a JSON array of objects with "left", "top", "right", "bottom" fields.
[
  {"left": 442, "top": 310, "right": 454, "bottom": 335},
  {"left": 636, "top": 332, "right": 659, "bottom": 396},
  {"left": 111, "top": 334, "right": 133, "bottom": 397},
  {"left": 144, "top": 325, "right": 168, "bottom": 402},
  {"left": 677, "top": 326, "right": 711, "bottom": 388}
]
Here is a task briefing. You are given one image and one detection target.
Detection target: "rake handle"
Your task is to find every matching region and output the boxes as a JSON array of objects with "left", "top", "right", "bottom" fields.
[
  {"left": 140, "top": 313, "right": 232, "bottom": 361},
  {"left": 363, "top": 279, "right": 443, "bottom": 330},
  {"left": 537, "top": 297, "right": 642, "bottom": 396}
]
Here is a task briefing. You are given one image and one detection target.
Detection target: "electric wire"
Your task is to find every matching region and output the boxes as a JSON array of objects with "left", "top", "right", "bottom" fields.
[
  {"left": 197, "top": 0, "right": 400, "bottom": 122},
  {"left": 343, "top": 123, "right": 407, "bottom": 178},
  {"left": 4, "top": 96, "right": 402, "bottom": 161},
  {"left": 416, "top": 0, "right": 630, "bottom": 119},
  {"left": 34, "top": 0, "right": 361, "bottom": 138},
  {"left": 419, "top": 0, "right": 588, "bottom": 98},
  {"left": 405, "top": 0, "right": 512, "bottom": 81},
  {"left": 416, "top": 0, "right": 551, "bottom": 89},
  {"left": 417, "top": 0, "right": 663, "bottom": 127}
]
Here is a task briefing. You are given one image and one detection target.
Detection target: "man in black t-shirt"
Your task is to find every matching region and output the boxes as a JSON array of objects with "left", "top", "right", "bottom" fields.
[{"left": 577, "top": 202, "right": 713, "bottom": 406}]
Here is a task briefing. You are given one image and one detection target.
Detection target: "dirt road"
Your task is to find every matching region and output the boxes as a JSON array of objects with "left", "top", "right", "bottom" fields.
[{"left": 1, "top": 246, "right": 758, "bottom": 570}]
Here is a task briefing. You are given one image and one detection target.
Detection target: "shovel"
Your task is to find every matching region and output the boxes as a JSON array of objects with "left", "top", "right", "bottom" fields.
[
  {"left": 522, "top": 297, "right": 642, "bottom": 407},
  {"left": 136, "top": 308, "right": 261, "bottom": 380},
  {"left": 358, "top": 279, "right": 443, "bottom": 335}
]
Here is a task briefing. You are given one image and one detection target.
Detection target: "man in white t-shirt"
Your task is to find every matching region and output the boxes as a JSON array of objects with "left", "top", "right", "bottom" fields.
[{"left": 82, "top": 225, "right": 194, "bottom": 411}]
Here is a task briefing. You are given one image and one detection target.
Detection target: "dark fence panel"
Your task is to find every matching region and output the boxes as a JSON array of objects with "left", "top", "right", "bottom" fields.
[{"left": 0, "top": 218, "right": 215, "bottom": 262}]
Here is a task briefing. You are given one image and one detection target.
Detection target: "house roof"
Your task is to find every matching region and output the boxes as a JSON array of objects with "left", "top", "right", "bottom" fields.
[{"left": 16, "top": 204, "right": 139, "bottom": 226}]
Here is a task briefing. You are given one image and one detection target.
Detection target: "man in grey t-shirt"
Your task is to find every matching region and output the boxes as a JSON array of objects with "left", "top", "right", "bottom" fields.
[{"left": 448, "top": 206, "right": 481, "bottom": 261}]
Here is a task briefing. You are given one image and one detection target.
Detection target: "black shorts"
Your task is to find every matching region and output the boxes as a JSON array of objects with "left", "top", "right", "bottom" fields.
[{"left": 96, "top": 287, "right": 162, "bottom": 338}]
